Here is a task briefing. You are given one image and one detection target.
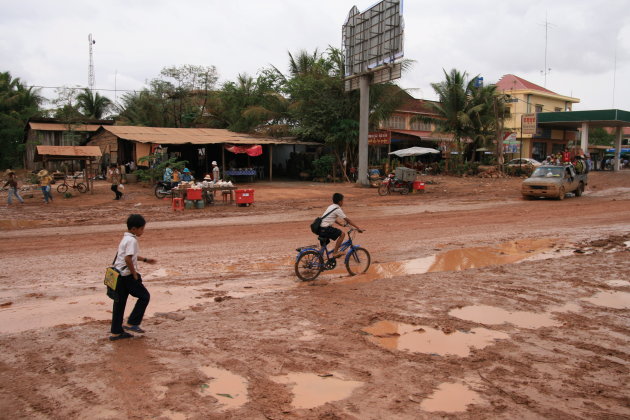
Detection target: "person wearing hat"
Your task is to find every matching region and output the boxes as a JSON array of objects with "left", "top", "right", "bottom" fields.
[
  {"left": 38, "top": 169, "right": 53, "bottom": 204},
  {"left": 181, "top": 168, "right": 193, "bottom": 182},
  {"left": 3, "top": 169, "right": 24, "bottom": 205},
  {"left": 108, "top": 164, "right": 123, "bottom": 200},
  {"left": 212, "top": 161, "right": 220, "bottom": 182}
]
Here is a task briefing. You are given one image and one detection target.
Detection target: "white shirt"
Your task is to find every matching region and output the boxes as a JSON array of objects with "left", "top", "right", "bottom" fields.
[
  {"left": 321, "top": 204, "right": 346, "bottom": 228},
  {"left": 212, "top": 165, "right": 220, "bottom": 180},
  {"left": 114, "top": 232, "right": 139, "bottom": 276}
]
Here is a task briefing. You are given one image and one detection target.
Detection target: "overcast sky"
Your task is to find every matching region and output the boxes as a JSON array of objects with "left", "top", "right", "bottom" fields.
[{"left": 1, "top": 0, "right": 629, "bottom": 111}]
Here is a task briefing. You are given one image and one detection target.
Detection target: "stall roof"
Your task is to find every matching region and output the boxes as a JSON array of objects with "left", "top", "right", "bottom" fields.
[
  {"left": 35, "top": 145, "right": 102, "bottom": 161},
  {"left": 96, "top": 126, "right": 319, "bottom": 146},
  {"left": 29, "top": 122, "right": 103, "bottom": 132}
]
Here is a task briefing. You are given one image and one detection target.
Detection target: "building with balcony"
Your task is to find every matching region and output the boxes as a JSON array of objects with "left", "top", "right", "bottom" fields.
[{"left": 496, "top": 74, "right": 580, "bottom": 162}]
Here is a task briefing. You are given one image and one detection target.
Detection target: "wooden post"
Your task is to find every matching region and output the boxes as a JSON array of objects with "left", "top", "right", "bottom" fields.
[
  {"left": 269, "top": 145, "right": 273, "bottom": 181},
  {"left": 221, "top": 145, "right": 226, "bottom": 179}
]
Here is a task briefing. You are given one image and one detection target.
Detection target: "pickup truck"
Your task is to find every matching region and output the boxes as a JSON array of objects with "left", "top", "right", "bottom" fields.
[{"left": 521, "top": 164, "right": 588, "bottom": 200}]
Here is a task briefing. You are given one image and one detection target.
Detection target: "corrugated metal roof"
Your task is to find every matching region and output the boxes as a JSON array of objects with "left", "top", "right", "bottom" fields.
[
  {"left": 29, "top": 122, "right": 102, "bottom": 132},
  {"left": 99, "top": 126, "right": 317, "bottom": 145},
  {"left": 36, "top": 146, "right": 103, "bottom": 158}
]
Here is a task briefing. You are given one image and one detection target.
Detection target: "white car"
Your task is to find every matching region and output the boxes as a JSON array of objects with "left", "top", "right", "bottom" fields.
[{"left": 507, "top": 158, "right": 542, "bottom": 167}]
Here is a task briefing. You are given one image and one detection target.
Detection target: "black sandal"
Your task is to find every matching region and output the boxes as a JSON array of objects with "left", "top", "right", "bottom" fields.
[{"left": 109, "top": 332, "right": 134, "bottom": 341}]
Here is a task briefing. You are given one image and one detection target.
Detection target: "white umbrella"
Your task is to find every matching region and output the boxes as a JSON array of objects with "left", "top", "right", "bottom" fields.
[{"left": 388, "top": 147, "right": 441, "bottom": 157}]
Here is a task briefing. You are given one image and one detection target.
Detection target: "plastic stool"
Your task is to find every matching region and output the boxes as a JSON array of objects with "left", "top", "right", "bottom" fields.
[{"left": 172, "top": 197, "right": 184, "bottom": 211}]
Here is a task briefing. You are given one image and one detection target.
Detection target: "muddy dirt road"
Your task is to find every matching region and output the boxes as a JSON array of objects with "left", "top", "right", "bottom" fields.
[{"left": 0, "top": 172, "right": 629, "bottom": 419}]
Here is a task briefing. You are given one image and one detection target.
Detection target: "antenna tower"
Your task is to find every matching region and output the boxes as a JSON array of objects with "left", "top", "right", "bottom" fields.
[
  {"left": 540, "top": 14, "right": 555, "bottom": 87},
  {"left": 88, "top": 34, "right": 95, "bottom": 91}
]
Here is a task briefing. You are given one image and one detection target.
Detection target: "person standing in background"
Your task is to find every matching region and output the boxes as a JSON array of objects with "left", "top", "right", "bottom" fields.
[
  {"left": 212, "top": 161, "right": 220, "bottom": 181},
  {"left": 108, "top": 164, "right": 123, "bottom": 200}
]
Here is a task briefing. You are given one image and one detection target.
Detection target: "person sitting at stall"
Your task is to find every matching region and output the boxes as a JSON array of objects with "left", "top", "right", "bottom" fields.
[
  {"left": 181, "top": 168, "right": 193, "bottom": 182},
  {"left": 171, "top": 168, "right": 180, "bottom": 186},
  {"left": 163, "top": 163, "right": 173, "bottom": 187}
]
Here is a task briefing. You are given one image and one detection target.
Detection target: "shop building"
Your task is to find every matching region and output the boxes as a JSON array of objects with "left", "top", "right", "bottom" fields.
[{"left": 496, "top": 74, "right": 580, "bottom": 162}]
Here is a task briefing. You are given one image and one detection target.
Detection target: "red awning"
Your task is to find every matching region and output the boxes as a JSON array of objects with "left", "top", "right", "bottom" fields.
[{"left": 225, "top": 144, "right": 263, "bottom": 156}]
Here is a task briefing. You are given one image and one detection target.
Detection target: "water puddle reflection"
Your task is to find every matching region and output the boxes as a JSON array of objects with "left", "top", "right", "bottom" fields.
[
  {"left": 449, "top": 305, "right": 561, "bottom": 329},
  {"left": 271, "top": 372, "right": 363, "bottom": 409},
  {"left": 605, "top": 280, "right": 630, "bottom": 288},
  {"left": 582, "top": 291, "right": 630, "bottom": 309},
  {"left": 420, "top": 382, "right": 482, "bottom": 413},
  {"left": 199, "top": 366, "right": 248, "bottom": 410},
  {"left": 343, "top": 239, "right": 568, "bottom": 284},
  {"left": 362, "top": 321, "right": 508, "bottom": 357}
]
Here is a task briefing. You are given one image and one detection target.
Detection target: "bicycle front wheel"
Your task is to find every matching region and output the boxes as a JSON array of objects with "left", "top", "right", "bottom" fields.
[
  {"left": 57, "top": 184, "right": 68, "bottom": 193},
  {"left": 295, "top": 250, "right": 323, "bottom": 281},
  {"left": 77, "top": 183, "right": 88, "bottom": 193},
  {"left": 345, "top": 247, "right": 371, "bottom": 276}
]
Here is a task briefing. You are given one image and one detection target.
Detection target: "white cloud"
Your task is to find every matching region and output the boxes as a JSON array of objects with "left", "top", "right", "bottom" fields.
[{"left": 0, "top": 0, "right": 628, "bottom": 110}]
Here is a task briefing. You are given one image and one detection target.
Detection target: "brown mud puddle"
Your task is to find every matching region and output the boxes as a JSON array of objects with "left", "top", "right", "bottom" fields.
[
  {"left": 198, "top": 366, "right": 249, "bottom": 410},
  {"left": 362, "top": 321, "right": 509, "bottom": 357},
  {"left": 420, "top": 382, "right": 483, "bottom": 413},
  {"left": 341, "top": 238, "right": 571, "bottom": 284},
  {"left": 271, "top": 372, "right": 363, "bottom": 409},
  {"left": 449, "top": 305, "right": 563, "bottom": 329},
  {"left": 582, "top": 291, "right": 630, "bottom": 309}
]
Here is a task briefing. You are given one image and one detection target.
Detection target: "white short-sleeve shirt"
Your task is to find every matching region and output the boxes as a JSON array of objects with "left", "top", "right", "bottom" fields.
[
  {"left": 320, "top": 204, "right": 346, "bottom": 228},
  {"left": 114, "top": 232, "right": 139, "bottom": 276}
]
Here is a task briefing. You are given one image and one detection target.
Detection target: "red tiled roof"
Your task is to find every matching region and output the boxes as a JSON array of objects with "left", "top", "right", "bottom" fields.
[{"left": 495, "top": 74, "right": 558, "bottom": 95}]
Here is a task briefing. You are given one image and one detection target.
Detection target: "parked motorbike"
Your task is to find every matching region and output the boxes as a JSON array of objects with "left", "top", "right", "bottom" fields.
[
  {"left": 154, "top": 181, "right": 174, "bottom": 199},
  {"left": 378, "top": 173, "right": 412, "bottom": 195}
]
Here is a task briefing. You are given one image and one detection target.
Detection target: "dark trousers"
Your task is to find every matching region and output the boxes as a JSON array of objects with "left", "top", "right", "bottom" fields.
[
  {"left": 111, "top": 184, "right": 122, "bottom": 199},
  {"left": 111, "top": 274, "right": 150, "bottom": 334}
]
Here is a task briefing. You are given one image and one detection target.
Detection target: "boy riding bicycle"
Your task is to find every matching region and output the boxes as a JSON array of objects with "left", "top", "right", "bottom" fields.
[{"left": 319, "top": 193, "right": 363, "bottom": 259}]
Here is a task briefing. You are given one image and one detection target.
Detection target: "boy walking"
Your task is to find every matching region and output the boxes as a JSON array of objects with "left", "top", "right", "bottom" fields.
[
  {"left": 319, "top": 193, "right": 363, "bottom": 258},
  {"left": 110, "top": 214, "right": 157, "bottom": 341}
]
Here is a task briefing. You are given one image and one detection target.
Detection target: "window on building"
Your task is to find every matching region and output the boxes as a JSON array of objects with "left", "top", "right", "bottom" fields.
[
  {"left": 532, "top": 142, "right": 547, "bottom": 162},
  {"left": 554, "top": 107, "right": 562, "bottom": 112},
  {"left": 410, "top": 119, "right": 432, "bottom": 131},
  {"left": 535, "top": 104, "right": 543, "bottom": 113},
  {"left": 386, "top": 115, "right": 405, "bottom": 130}
]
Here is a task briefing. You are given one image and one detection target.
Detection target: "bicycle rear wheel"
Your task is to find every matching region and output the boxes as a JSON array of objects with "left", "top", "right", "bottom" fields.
[
  {"left": 77, "top": 183, "right": 88, "bottom": 193},
  {"left": 345, "top": 247, "right": 371, "bottom": 276},
  {"left": 57, "top": 184, "right": 68, "bottom": 193},
  {"left": 295, "top": 250, "right": 323, "bottom": 281}
]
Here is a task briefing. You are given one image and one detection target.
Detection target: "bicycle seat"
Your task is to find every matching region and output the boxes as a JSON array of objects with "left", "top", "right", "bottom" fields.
[{"left": 318, "top": 237, "right": 331, "bottom": 246}]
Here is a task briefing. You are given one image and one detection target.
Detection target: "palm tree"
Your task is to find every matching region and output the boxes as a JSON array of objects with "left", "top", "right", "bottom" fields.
[{"left": 76, "top": 88, "right": 112, "bottom": 119}]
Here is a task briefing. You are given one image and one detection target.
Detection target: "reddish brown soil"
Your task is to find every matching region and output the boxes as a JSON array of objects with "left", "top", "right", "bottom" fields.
[{"left": 0, "top": 171, "right": 629, "bottom": 419}]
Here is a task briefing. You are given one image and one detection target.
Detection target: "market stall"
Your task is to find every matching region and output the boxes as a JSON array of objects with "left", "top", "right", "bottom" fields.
[{"left": 170, "top": 179, "right": 241, "bottom": 209}]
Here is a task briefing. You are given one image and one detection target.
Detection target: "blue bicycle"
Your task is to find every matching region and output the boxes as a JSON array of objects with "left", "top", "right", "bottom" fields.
[{"left": 295, "top": 228, "right": 371, "bottom": 281}]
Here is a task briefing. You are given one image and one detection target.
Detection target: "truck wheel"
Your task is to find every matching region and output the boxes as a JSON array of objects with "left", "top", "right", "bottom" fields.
[
  {"left": 557, "top": 187, "right": 565, "bottom": 200},
  {"left": 575, "top": 182, "right": 584, "bottom": 197}
]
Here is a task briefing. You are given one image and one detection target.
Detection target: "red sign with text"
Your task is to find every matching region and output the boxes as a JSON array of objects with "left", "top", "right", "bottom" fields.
[{"left": 368, "top": 131, "right": 391, "bottom": 145}]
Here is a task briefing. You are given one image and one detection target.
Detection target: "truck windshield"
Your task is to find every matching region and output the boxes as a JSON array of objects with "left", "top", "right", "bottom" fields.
[{"left": 532, "top": 167, "right": 563, "bottom": 178}]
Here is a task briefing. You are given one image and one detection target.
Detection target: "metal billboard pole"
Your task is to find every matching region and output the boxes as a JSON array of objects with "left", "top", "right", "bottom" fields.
[
  {"left": 343, "top": 0, "right": 404, "bottom": 186},
  {"left": 358, "top": 76, "right": 370, "bottom": 185}
]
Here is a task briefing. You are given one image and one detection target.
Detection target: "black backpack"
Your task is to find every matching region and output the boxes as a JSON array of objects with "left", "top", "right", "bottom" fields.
[{"left": 310, "top": 206, "right": 338, "bottom": 235}]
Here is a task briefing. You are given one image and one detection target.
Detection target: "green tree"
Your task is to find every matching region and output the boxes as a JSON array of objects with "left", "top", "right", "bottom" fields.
[
  {"left": 587, "top": 127, "right": 615, "bottom": 146},
  {"left": 76, "top": 88, "right": 112, "bottom": 119},
  {"left": 414, "top": 69, "right": 507, "bottom": 165},
  {"left": 0, "top": 71, "right": 42, "bottom": 168},
  {"left": 279, "top": 47, "right": 410, "bottom": 180},
  {"left": 116, "top": 65, "right": 219, "bottom": 128}
]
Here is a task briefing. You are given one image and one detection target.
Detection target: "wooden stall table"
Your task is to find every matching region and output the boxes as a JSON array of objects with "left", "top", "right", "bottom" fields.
[{"left": 202, "top": 185, "right": 237, "bottom": 204}]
